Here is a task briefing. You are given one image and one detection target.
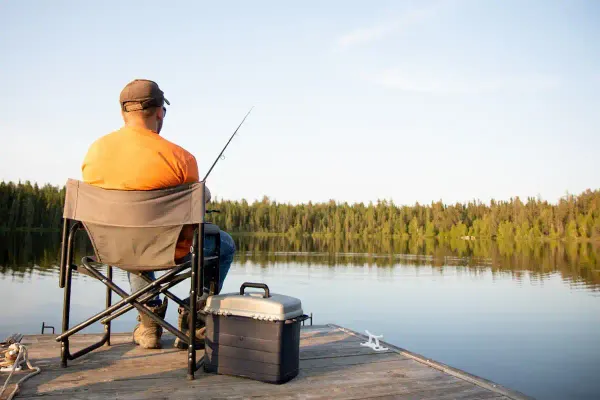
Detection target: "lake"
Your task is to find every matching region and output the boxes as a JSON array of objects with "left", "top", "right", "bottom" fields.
[{"left": 1, "top": 232, "right": 599, "bottom": 400}]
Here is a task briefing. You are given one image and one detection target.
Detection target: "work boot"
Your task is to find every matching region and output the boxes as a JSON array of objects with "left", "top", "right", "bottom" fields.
[
  {"left": 133, "top": 298, "right": 168, "bottom": 349},
  {"left": 174, "top": 298, "right": 207, "bottom": 350}
]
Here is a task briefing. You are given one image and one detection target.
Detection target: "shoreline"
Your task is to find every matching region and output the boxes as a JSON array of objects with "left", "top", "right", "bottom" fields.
[{"left": 1, "top": 228, "right": 599, "bottom": 244}]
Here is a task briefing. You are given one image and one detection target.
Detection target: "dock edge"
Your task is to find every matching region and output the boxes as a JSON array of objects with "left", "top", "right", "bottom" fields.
[{"left": 328, "top": 324, "right": 535, "bottom": 400}]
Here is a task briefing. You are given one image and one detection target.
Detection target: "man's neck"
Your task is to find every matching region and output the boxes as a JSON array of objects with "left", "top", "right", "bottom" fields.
[{"left": 125, "top": 120, "right": 158, "bottom": 134}]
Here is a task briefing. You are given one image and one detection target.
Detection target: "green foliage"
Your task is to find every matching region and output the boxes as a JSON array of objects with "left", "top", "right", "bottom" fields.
[
  {"left": 425, "top": 221, "right": 436, "bottom": 238},
  {"left": 449, "top": 222, "right": 468, "bottom": 239},
  {"left": 408, "top": 216, "right": 421, "bottom": 238},
  {"left": 515, "top": 222, "right": 530, "bottom": 240},
  {"left": 497, "top": 221, "right": 515, "bottom": 241},
  {"left": 566, "top": 220, "right": 578, "bottom": 240},
  {"left": 208, "top": 190, "right": 600, "bottom": 242},
  {"left": 1, "top": 181, "right": 599, "bottom": 243},
  {"left": 0, "top": 181, "right": 65, "bottom": 231}
]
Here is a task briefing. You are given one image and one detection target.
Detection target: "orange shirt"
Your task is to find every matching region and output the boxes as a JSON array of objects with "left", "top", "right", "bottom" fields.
[
  {"left": 82, "top": 125, "right": 198, "bottom": 190},
  {"left": 82, "top": 125, "right": 199, "bottom": 259}
]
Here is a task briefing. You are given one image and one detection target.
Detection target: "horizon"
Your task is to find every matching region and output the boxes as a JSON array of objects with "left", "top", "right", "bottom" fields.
[{"left": 1, "top": 1, "right": 599, "bottom": 206}]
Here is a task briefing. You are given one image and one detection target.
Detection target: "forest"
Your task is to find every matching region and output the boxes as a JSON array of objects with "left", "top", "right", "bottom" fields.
[
  {"left": 0, "top": 181, "right": 65, "bottom": 232},
  {"left": 1, "top": 180, "right": 599, "bottom": 241}
]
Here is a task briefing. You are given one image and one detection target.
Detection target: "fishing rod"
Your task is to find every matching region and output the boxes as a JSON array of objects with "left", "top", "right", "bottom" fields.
[{"left": 203, "top": 106, "right": 254, "bottom": 182}]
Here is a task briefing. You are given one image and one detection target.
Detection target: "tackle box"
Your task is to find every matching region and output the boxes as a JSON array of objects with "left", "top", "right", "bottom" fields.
[{"left": 202, "top": 282, "right": 308, "bottom": 384}]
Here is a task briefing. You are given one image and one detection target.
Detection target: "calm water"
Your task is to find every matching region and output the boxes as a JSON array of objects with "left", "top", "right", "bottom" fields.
[{"left": 1, "top": 233, "right": 599, "bottom": 400}]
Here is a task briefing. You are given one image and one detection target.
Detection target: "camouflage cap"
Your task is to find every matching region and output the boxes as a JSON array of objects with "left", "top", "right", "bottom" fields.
[{"left": 119, "top": 79, "right": 170, "bottom": 112}]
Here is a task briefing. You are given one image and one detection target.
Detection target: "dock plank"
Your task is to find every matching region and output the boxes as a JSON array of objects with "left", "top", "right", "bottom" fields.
[{"left": 1, "top": 325, "right": 531, "bottom": 400}]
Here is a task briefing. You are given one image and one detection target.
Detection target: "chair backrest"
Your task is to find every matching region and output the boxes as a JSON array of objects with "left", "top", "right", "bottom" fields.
[{"left": 63, "top": 179, "right": 207, "bottom": 271}]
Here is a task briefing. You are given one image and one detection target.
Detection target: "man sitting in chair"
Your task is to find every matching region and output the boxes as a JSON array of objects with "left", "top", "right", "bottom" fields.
[{"left": 81, "top": 79, "right": 235, "bottom": 350}]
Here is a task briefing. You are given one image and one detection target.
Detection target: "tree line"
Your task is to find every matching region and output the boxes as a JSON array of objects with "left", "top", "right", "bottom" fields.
[
  {"left": 1, "top": 180, "right": 599, "bottom": 241},
  {"left": 0, "top": 181, "right": 65, "bottom": 231},
  {"left": 210, "top": 191, "right": 600, "bottom": 242}
]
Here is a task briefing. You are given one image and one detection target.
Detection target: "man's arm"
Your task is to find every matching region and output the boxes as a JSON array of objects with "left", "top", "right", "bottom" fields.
[{"left": 183, "top": 152, "right": 211, "bottom": 203}]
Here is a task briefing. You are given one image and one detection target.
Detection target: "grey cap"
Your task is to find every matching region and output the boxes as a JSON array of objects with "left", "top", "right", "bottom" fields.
[{"left": 119, "top": 79, "right": 170, "bottom": 111}]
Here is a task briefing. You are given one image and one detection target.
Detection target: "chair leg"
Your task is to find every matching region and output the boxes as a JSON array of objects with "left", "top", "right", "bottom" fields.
[
  {"left": 105, "top": 266, "right": 112, "bottom": 346},
  {"left": 58, "top": 223, "right": 111, "bottom": 364},
  {"left": 214, "top": 232, "right": 221, "bottom": 295},
  {"left": 60, "top": 262, "right": 73, "bottom": 368},
  {"left": 59, "top": 221, "right": 79, "bottom": 368},
  {"left": 188, "top": 228, "right": 201, "bottom": 380}
]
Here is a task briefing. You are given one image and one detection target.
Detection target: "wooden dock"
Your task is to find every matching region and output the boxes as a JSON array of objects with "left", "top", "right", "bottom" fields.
[{"left": 2, "top": 325, "right": 531, "bottom": 399}]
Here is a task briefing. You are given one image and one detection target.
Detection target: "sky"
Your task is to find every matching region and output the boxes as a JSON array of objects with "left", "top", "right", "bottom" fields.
[{"left": 1, "top": 0, "right": 599, "bottom": 206}]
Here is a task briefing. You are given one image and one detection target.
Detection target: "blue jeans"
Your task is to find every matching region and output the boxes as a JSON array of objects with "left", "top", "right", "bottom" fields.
[{"left": 128, "top": 230, "right": 235, "bottom": 305}]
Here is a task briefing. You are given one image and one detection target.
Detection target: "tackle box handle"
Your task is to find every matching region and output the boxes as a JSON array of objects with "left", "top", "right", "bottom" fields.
[
  {"left": 294, "top": 314, "right": 310, "bottom": 322},
  {"left": 240, "top": 282, "right": 270, "bottom": 298}
]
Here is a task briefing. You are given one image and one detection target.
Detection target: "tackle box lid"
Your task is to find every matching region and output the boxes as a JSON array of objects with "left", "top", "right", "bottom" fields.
[{"left": 203, "top": 283, "right": 303, "bottom": 321}]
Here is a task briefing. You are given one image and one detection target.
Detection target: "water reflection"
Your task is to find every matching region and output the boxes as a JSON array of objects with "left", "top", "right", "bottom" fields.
[
  {"left": 234, "top": 235, "right": 600, "bottom": 290},
  {"left": 1, "top": 232, "right": 599, "bottom": 290}
]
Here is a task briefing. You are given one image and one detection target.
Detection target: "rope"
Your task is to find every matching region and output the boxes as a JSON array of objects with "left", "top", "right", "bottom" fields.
[{"left": 0, "top": 344, "right": 41, "bottom": 400}]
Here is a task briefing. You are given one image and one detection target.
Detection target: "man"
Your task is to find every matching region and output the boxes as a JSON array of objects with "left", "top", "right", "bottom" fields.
[{"left": 82, "top": 79, "right": 235, "bottom": 350}]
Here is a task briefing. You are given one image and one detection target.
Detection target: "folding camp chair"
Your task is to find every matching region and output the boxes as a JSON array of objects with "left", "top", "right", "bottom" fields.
[{"left": 55, "top": 179, "right": 221, "bottom": 380}]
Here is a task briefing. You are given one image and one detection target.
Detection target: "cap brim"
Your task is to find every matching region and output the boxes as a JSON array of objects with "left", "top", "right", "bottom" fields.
[{"left": 164, "top": 97, "right": 170, "bottom": 105}]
